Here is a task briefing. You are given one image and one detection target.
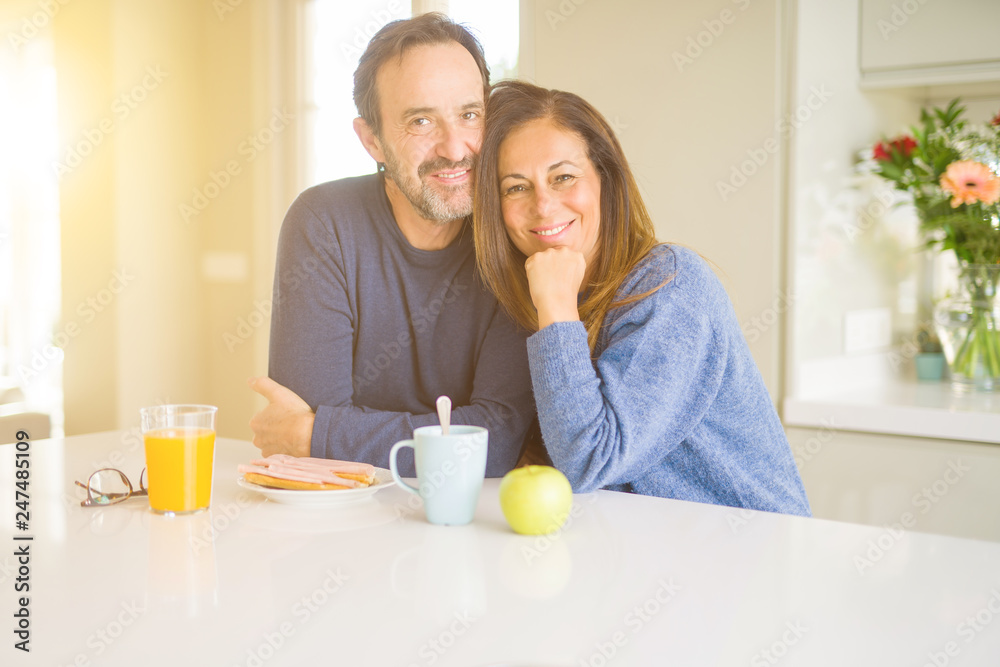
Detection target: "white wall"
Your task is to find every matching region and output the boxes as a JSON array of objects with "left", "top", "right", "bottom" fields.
[
  {"left": 527, "top": 0, "right": 787, "bottom": 398},
  {"left": 111, "top": 0, "right": 204, "bottom": 428},
  {"left": 54, "top": 0, "right": 292, "bottom": 439}
]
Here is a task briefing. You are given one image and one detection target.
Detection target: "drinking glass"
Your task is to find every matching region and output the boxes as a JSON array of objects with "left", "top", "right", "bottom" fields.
[{"left": 140, "top": 404, "right": 217, "bottom": 515}]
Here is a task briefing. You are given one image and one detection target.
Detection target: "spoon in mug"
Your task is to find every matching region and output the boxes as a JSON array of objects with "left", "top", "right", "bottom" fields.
[{"left": 436, "top": 395, "right": 452, "bottom": 436}]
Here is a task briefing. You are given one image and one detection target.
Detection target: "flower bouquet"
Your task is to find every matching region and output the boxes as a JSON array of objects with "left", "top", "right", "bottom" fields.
[{"left": 867, "top": 99, "right": 1000, "bottom": 390}]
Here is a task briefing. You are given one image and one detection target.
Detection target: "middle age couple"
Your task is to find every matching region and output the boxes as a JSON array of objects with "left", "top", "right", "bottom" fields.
[{"left": 248, "top": 13, "right": 811, "bottom": 517}]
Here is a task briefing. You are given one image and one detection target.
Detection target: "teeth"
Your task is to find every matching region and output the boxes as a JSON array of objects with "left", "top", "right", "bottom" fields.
[
  {"left": 535, "top": 223, "right": 569, "bottom": 237},
  {"left": 437, "top": 170, "right": 467, "bottom": 179}
]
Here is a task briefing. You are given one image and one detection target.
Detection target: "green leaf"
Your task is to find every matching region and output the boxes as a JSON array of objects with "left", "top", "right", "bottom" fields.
[{"left": 880, "top": 162, "right": 905, "bottom": 181}]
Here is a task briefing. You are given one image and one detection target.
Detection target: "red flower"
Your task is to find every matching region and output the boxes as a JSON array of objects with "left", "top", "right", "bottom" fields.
[
  {"left": 991, "top": 110, "right": 1000, "bottom": 127},
  {"left": 874, "top": 135, "right": 917, "bottom": 161}
]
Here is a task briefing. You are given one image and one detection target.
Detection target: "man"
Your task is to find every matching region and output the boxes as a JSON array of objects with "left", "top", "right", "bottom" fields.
[{"left": 248, "top": 13, "right": 534, "bottom": 477}]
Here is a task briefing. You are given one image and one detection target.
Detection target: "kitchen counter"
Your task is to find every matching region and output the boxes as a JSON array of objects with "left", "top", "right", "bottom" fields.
[
  {"left": 3, "top": 430, "right": 1000, "bottom": 666},
  {"left": 784, "top": 376, "right": 1000, "bottom": 443}
]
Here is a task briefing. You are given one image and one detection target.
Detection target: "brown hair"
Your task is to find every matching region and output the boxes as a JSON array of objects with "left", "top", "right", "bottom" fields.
[
  {"left": 474, "top": 80, "right": 665, "bottom": 350},
  {"left": 353, "top": 12, "right": 491, "bottom": 140}
]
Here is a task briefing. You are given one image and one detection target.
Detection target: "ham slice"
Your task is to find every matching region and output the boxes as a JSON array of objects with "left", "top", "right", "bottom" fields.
[
  {"left": 237, "top": 463, "right": 366, "bottom": 488},
  {"left": 252, "top": 454, "right": 376, "bottom": 477},
  {"left": 238, "top": 454, "right": 377, "bottom": 489}
]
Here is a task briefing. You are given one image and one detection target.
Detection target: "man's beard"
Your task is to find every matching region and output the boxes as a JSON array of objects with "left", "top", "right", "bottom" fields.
[{"left": 381, "top": 148, "right": 476, "bottom": 224}]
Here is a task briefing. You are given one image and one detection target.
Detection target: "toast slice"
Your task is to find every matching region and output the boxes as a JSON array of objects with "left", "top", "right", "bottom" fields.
[{"left": 243, "top": 472, "right": 353, "bottom": 491}]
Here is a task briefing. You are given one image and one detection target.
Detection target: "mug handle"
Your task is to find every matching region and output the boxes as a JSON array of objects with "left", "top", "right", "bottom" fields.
[{"left": 389, "top": 440, "right": 420, "bottom": 496}]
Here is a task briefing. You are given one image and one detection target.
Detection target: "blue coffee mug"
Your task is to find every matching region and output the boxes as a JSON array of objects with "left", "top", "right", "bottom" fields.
[{"left": 389, "top": 425, "right": 488, "bottom": 525}]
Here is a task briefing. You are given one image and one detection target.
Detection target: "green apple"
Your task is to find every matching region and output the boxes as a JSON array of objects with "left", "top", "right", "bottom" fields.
[{"left": 499, "top": 465, "right": 573, "bottom": 535}]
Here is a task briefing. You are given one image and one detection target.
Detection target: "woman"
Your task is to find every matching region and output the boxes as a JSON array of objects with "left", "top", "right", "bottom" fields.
[{"left": 474, "top": 80, "right": 810, "bottom": 516}]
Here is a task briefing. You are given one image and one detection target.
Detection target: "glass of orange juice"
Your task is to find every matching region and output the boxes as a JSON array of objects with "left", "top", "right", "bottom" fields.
[{"left": 140, "top": 404, "right": 218, "bottom": 515}]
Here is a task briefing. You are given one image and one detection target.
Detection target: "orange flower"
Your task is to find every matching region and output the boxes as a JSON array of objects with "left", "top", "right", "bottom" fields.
[{"left": 939, "top": 160, "right": 1000, "bottom": 207}]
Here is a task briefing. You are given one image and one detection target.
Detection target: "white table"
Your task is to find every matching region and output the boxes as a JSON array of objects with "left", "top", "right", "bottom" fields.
[{"left": 2, "top": 431, "right": 999, "bottom": 666}]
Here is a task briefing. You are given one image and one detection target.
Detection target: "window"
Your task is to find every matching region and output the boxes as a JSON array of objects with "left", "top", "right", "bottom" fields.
[
  {"left": 301, "top": 0, "right": 413, "bottom": 186},
  {"left": 0, "top": 22, "right": 62, "bottom": 435},
  {"left": 447, "top": 0, "right": 519, "bottom": 82},
  {"left": 300, "top": 1, "right": 519, "bottom": 188}
]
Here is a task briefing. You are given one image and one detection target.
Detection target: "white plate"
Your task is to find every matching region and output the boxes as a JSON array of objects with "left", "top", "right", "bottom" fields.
[{"left": 237, "top": 467, "right": 395, "bottom": 507}]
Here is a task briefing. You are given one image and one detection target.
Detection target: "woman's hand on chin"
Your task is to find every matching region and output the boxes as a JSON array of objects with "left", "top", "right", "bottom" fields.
[{"left": 524, "top": 247, "right": 585, "bottom": 330}]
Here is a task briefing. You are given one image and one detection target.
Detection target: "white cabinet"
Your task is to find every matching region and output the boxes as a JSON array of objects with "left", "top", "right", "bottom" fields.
[
  {"left": 787, "top": 426, "right": 1000, "bottom": 542},
  {"left": 859, "top": 0, "right": 1000, "bottom": 87}
]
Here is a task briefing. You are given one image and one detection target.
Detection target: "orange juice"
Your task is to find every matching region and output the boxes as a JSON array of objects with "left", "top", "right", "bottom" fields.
[{"left": 144, "top": 427, "right": 215, "bottom": 513}]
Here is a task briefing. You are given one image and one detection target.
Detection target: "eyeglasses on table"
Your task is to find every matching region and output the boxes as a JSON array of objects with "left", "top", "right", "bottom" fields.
[{"left": 75, "top": 468, "right": 148, "bottom": 507}]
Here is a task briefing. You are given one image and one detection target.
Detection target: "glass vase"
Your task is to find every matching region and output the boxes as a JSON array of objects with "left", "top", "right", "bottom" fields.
[{"left": 934, "top": 263, "right": 1000, "bottom": 392}]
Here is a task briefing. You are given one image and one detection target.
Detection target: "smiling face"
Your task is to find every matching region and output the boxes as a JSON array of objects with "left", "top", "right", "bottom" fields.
[
  {"left": 369, "top": 41, "right": 484, "bottom": 223},
  {"left": 498, "top": 118, "right": 602, "bottom": 263}
]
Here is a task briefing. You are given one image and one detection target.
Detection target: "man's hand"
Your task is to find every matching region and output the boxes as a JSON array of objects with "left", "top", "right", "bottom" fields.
[
  {"left": 524, "top": 247, "right": 585, "bottom": 330},
  {"left": 248, "top": 376, "right": 315, "bottom": 458}
]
